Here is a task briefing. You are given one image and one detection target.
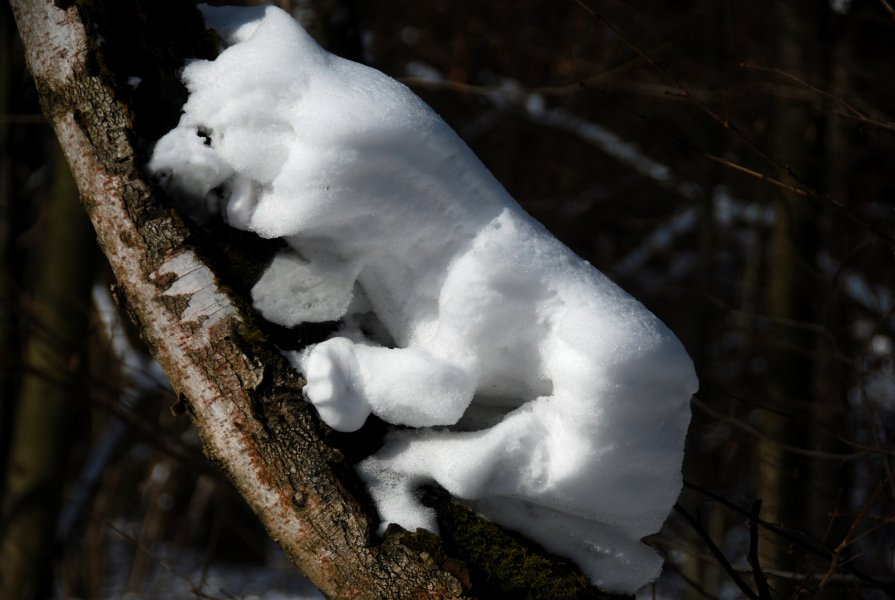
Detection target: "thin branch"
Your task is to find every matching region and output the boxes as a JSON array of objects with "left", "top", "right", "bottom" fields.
[
  {"left": 8, "top": 1, "right": 468, "bottom": 596},
  {"left": 740, "top": 63, "right": 864, "bottom": 119},
  {"left": 569, "top": 0, "right": 809, "bottom": 187},
  {"left": 408, "top": 60, "right": 894, "bottom": 250},
  {"left": 72, "top": 502, "right": 225, "bottom": 600},
  {"left": 703, "top": 153, "right": 812, "bottom": 199},
  {"left": 569, "top": 0, "right": 895, "bottom": 245},
  {"left": 660, "top": 556, "right": 724, "bottom": 600},
  {"left": 683, "top": 481, "right": 895, "bottom": 596},
  {"left": 830, "top": 109, "right": 895, "bottom": 132},
  {"left": 655, "top": 535, "right": 895, "bottom": 586},
  {"left": 740, "top": 63, "right": 895, "bottom": 132},
  {"left": 748, "top": 500, "right": 774, "bottom": 600},
  {"left": 819, "top": 472, "right": 895, "bottom": 590},
  {"left": 697, "top": 386, "right": 895, "bottom": 457},
  {"left": 673, "top": 503, "right": 760, "bottom": 600},
  {"left": 691, "top": 397, "right": 867, "bottom": 461}
]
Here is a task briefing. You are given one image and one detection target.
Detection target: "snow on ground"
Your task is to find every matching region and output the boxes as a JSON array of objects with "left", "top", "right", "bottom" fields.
[
  {"left": 148, "top": 5, "right": 698, "bottom": 593},
  {"left": 68, "top": 532, "right": 323, "bottom": 600}
]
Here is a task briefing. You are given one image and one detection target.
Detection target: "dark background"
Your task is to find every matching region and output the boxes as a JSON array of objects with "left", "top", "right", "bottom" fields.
[{"left": 1, "top": 0, "right": 893, "bottom": 598}]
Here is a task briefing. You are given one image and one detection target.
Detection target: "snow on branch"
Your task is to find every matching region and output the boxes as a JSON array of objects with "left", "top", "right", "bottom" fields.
[{"left": 148, "top": 6, "right": 698, "bottom": 594}]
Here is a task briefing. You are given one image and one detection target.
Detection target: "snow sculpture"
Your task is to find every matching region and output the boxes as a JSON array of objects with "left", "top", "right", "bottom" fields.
[{"left": 148, "top": 5, "right": 698, "bottom": 593}]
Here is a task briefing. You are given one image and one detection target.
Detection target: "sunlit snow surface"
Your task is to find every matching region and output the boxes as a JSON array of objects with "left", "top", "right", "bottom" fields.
[{"left": 148, "top": 5, "right": 698, "bottom": 593}]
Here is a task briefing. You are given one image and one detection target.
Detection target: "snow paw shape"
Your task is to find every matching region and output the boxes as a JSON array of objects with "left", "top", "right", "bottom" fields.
[{"left": 302, "top": 337, "right": 372, "bottom": 432}]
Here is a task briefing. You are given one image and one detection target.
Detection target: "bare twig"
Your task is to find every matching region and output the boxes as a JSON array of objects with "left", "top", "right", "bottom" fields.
[
  {"left": 656, "top": 535, "right": 895, "bottom": 586},
  {"left": 570, "top": 0, "right": 895, "bottom": 245},
  {"left": 683, "top": 480, "right": 895, "bottom": 596},
  {"left": 741, "top": 63, "right": 864, "bottom": 119},
  {"left": 818, "top": 473, "right": 895, "bottom": 590},
  {"left": 71, "top": 502, "right": 225, "bottom": 600},
  {"left": 693, "top": 397, "right": 867, "bottom": 461},
  {"left": 674, "top": 503, "right": 760, "bottom": 600},
  {"left": 703, "top": 154, "right": 812, "bottom": 199},
  {"left": 570, "top": 0, "right": 810, "bottom": 188},
  {"left": 748, "top": 500, "right": 774, "bottom": 600},
  {"left": 740, "top": 63, "right": 895, "bottom": 132},
  {"left": 660, "top": 557, "right": 724, "bottom": 600},
  {"left": 697, "top": 387, "right": 895, "bottom": 457},
  {"left": 830, "top": 109, "right": 895, "bottom": 132}
]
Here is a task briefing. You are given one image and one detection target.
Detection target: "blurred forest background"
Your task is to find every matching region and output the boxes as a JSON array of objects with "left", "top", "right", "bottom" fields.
[{"left": 1, "top": 0, "right": 894, "bottom": 598}]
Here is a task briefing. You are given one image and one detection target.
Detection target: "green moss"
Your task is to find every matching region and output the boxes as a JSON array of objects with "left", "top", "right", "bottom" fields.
[
  {"left": 235, "top": 319, "right": 269, "bottom": 346},
  {"left": 387, "top": 524, "right": 449, "bottom": 563},
  {"left": 423, "top": 487, "right": 631, "bottom": 600}
]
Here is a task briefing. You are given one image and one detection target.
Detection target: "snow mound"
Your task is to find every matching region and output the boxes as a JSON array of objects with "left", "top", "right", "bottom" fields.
[{"left": 148, "top": 5, "right": 697, "bottom": 594}]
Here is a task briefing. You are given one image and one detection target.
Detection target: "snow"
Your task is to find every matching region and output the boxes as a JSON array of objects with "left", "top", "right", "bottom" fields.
[
  {"left": 68, "top": 529, "right": 323, "bottom": 600},
  {"left": 147, "top": 5, "right": 697, "bottom": 593}
]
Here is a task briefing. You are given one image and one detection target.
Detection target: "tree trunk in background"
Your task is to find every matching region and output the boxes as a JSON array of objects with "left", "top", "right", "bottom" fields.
[
  {"left": 0, "top": 147, "right": 95, "bottom": 599},
  {"left": 754, "top": 1, "right": 832, "bottom": 591},
  {"left": 809, "top": 18, "right": 852, "bottom": 597},
  {"left": 680, "top": 5, "right": 730, "bottom": 596},
  {"left": 0, "top": 0, "right": 16, "bottom": 497}
]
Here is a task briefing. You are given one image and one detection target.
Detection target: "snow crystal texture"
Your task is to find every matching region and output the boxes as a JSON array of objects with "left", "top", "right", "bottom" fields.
[{"left": 148, "top": 5, "right": 698, "bottom": 593}]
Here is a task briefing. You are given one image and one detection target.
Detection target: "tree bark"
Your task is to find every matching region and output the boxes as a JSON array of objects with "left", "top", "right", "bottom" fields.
[{"left": 7, "top": 1, "right": 622, "bottom": 598}]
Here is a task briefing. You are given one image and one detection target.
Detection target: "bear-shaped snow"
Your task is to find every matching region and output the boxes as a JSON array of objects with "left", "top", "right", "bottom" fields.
[{"left": 148, "top": 5, "right": 697, "bottom": 593}]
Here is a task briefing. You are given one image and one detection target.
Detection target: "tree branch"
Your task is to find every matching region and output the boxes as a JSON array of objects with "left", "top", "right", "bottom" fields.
[{"left": 7, "top": 1, "right": 463, "bottom": 597}]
